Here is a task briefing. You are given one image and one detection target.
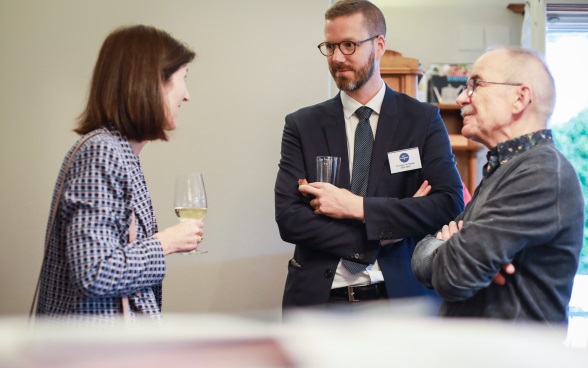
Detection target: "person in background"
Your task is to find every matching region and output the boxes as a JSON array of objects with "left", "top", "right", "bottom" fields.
[
  {"left": 412, "top": 46, "right": 584, "bottom": 323},
  {"left": 35, "top": 24, "right": 203, "bottom": 322},
  {"left": 275, "top": 0, "right": 463, "bottom": 309}
]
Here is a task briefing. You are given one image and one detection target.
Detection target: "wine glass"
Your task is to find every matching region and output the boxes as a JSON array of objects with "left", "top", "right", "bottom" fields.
[{"left": 174, "top": 172, "right": 207, "bottom": 254}]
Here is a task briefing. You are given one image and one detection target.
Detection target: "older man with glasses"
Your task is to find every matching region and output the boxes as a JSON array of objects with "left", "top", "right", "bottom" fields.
[
  {"left": 412, "top": 46, "right": 584, "bottom": 324},
  {"left": 274, "top": 0, "right": 464, "bottom": 309}
]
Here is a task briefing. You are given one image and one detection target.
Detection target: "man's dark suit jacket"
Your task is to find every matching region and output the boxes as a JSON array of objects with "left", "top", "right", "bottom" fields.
[{"left": 275, "top": 85, "right": 464, "bottom": 308}]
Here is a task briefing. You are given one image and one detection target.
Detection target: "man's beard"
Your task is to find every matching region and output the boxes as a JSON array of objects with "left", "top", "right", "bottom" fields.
[{"left": 329, "top": 53, "right": 376, "bottom": 91}]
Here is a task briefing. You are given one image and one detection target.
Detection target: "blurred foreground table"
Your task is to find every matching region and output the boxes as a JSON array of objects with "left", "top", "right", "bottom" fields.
[{"left": 2, "top": 301, "right": 587, "bottom": 367}]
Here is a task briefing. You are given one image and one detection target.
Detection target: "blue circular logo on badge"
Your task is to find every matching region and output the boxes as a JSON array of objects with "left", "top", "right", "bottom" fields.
[{"left": 400, "top": 153, "right": 409, "bottom": 163}]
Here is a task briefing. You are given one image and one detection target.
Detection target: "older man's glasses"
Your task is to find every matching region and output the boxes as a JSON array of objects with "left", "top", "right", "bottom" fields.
[
  {"left": 317, "top": 35, "right": 379, "bottom": 56},
  {"left": 466, "top": 79, "right": 523, "bottom": 97}
]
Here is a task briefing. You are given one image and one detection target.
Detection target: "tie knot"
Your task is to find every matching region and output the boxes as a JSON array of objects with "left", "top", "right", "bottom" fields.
[{"left": 355, "top": 106, "right": 373, "bottom": 122}]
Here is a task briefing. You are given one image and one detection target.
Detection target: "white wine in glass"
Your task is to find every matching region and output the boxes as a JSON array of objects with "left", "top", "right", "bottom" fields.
[
  {"left": 174, "top": 208, "right": 207, "bottom": 221},
  {"left": 174, "top": 173, "right": 207, "bottom": 254}
]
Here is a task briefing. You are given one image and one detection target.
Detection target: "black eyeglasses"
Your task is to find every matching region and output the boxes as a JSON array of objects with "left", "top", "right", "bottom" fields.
[
  {"left": 317, "top": 35, "right": 379, "bottom": 57},
  {"left": 466, "top": 79, "right": 523, "bottom": 97}
]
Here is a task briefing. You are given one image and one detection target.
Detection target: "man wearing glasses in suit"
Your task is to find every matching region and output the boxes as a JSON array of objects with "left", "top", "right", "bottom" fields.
[{"left": 275, "top": 0, "right": 463, "bottom": 309}]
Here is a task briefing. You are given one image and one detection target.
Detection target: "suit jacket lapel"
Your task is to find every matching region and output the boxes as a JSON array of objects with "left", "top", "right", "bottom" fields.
[
  {"left": 368, "top": 86, "right": 399, "bottom": 196},
  {"left": 323, "top": 94, "right": 352, "bottom": 190}
]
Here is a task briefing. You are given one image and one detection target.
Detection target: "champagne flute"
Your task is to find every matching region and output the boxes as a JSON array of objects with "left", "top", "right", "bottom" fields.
[{"left": 174, "top": 172, "right": 207, "bottom": 255}]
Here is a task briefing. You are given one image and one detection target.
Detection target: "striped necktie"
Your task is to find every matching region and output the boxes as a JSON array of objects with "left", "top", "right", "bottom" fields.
[{"left": 342, "top": 106, "right": 374, "bottom": 274}]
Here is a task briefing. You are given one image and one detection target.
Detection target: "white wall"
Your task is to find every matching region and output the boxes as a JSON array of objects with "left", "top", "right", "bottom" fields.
[
  {"left": 0, "top": 0, "right": 526, "bottom": 317},
  {"left": 376, "top": 0, "right": 522, "bottom": 72}
]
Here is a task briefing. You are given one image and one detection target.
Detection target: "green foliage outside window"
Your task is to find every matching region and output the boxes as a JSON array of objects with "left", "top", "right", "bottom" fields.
[{"left": 551, "top": 108, "right": 588, "bottom": 274}]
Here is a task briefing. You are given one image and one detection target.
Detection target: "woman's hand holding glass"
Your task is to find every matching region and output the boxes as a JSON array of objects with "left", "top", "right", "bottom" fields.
[
  {"left": 153, "top": 172, "right": 207, "bottom": 255},
  {"left": 155, "top": 219, "right": 204, "bottom": 256},
  {"left": 173, "top": 172, "right": 208, "bottom": 254}
]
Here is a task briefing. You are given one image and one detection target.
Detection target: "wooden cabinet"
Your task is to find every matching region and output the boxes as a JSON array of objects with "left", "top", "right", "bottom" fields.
[
  {"left": 434, "top": 103, "right": 483, "bottom": 194},
  {"left": 380, "top": 50, "right": 422, "bottom": 98}
]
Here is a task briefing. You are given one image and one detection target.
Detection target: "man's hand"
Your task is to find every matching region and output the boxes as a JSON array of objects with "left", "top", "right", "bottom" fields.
[
  {"left": 299, "top": 182, "right": 364, "bottom": 220},
  {"left": 436, "top": 220, "right": 463, "bottom": 241},
  {"left": 413, "top": 180, "right": 431, "bottom": 198},
  {"left": 493, "top": 263, "right": 515, "bottom": 286}
]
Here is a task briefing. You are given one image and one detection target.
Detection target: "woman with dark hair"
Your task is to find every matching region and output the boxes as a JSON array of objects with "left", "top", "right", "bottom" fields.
[{"left": 34, "top": 24, "right": 202, "bottom": 322}]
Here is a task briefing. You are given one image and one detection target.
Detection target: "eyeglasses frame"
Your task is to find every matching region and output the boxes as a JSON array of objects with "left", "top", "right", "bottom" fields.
[
  {"left": 317, "top": 35, "right": 380, "bottom": 57},
  {"left": 466, "top": 79, "right": 523, "bottom": 97}
]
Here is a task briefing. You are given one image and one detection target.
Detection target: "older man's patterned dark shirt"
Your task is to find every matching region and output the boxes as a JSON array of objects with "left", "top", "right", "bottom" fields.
[{"left": 483, "top": 129, "right": 553, "bottom": 178}]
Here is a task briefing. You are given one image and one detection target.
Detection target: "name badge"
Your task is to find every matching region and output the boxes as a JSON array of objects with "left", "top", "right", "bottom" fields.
[{"left": 388, "top": 147, "right": 422, "bottom": 174}]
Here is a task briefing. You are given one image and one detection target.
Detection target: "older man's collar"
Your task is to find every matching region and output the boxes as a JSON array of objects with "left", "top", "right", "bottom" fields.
[{"left": 483, "top": 129, "right": 553, "bottom": 178}]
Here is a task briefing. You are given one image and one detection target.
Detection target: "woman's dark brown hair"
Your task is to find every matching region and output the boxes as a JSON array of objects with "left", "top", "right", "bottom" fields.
[{"left": 75, "top": 24, "right": 196, "bottom": 141}]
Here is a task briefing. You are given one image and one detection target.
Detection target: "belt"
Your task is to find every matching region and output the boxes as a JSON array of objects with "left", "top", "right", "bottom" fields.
[{"left": 329, "top": 283, "right": 388, "bottom": 302}]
